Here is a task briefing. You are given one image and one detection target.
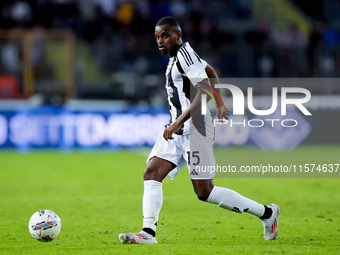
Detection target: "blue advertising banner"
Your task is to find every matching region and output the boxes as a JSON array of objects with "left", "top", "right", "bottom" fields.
[
  {"left": 0, "top": 106, "right": 169, "bottom": 150},
  {"left": 0, "top": 96, "right": 339, "bottom": 150}
]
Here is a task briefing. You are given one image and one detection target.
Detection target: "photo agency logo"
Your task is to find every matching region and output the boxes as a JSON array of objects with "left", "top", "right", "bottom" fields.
[{"left": 199, "top": 83, "right": 312, "bottom": 128}]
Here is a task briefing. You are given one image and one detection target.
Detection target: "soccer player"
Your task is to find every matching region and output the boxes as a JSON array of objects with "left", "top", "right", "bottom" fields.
[{"left": 119, "top": 16, "right": 280, "bottom": 244}]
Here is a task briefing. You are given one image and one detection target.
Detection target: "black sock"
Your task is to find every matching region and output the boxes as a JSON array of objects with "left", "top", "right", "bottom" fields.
[
  {"left": 260, "top": 205, "right": 272, "bottom": 220},
  {"left": 142, "top": 227, "right": 156, "bottom": 237}
]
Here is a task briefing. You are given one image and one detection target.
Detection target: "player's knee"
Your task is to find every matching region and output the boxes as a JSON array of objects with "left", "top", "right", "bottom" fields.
[
  {"left": 192, "top": 180, "right": 213, "bottom": 202},
  {"left": 143, "top": 166, "right": 155, "bottom": 180},
  {"left": 144, "top": 165, "right": 164, "bottom": 181},
  {"left": 195, "top": 190, "right": 212, "bottom": 202},
  {"left": 197, "top": 195, "right": 209, "bottom": 202}
]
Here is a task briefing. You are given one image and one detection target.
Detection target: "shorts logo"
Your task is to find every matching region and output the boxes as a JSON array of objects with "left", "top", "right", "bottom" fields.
[{"left": 190, "top": 169, "right": 199, "bottom": 176}]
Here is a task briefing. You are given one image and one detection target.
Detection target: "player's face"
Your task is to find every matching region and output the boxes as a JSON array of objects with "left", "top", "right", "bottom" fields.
[{"left": 155, "top": 24, "right": 181, "bottom": 55}]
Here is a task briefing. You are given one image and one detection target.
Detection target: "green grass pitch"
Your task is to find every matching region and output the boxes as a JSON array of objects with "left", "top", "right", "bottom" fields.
[{"left": 0, "top": 145, "right": 339, "bottom": 254}]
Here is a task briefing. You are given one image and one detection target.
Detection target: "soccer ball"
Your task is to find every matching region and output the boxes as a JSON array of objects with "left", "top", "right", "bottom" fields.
[{"left": 28, "top": 209, "right": 62, "bottom": 242}]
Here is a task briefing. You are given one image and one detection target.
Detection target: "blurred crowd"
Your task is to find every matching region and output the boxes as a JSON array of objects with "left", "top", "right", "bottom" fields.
[{"left": 0, "top": 0, "right": 340, "bottom": 101}]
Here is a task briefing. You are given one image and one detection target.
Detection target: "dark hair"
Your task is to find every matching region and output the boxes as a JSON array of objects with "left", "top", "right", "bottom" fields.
[{"left": 156, "top": 16, "right": 181, "bottom": 29}]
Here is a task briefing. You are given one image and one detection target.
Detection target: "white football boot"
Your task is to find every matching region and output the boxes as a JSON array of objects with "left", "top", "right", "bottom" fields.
[
  {"left": 119, "top": 231, "right": 157, "bottom": 244},
  {"left": 262, "top": 204, "right": 280, "bottom": 240}
]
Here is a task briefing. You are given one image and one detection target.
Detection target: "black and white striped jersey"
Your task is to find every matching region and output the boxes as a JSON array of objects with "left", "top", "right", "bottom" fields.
[{"left": 165, "top": 42, "right": 214, "bottom": 138}]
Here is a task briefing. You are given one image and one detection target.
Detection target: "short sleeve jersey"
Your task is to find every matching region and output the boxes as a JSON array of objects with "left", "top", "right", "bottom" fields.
[{"left": 165, "top": 42, "right": 214, "bottom": 138}]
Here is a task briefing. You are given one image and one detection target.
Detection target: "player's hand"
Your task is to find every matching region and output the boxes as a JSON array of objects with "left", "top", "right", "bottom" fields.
[
  {"left": 163, "top": 121, "right": 182, "bottom": 141},
  {"left": 217, "top": 103, "right": 231, "bottom": 120}
]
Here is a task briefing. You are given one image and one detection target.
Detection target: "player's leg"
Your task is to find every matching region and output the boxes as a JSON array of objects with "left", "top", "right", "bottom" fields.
[
  {"left": 190, "top": 129, "right": 280, "bottom": 240},
  {"left": 142, "top": 157, "right": 174, "bottom": 235},
  {"left": 191, "top": 178, "right": 214, "bottom": 201},
  {"left": 119, "top": 157, "right": 174, "bottom": 244},
  {"left": 144, "top": 156, "right": 175, "bottom": 181},
  {"left": 119, "top": 133, "right": 184, "bottom": 244},
  {"left": 192, "top": 179, "right": 265, "bottom": 215},
  {"left": 191, "top": 178, "right": 280, "bottom": 240}
]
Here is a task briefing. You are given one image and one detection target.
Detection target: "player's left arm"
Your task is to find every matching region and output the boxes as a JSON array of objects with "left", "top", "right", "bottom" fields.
[
  {"left": 204, "top": 63, "right": 231, "bottom": 120},
  {"left": 163, "top": 64, "right": 231, "bottom": 141}
]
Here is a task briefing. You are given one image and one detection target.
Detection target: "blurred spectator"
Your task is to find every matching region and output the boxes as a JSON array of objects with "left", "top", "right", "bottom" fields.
[
  {"left": 246, "top": 21, "right": 278, "bottom": 46},
  {"left": 198, "top": 19, "right": 213, "bottom": 52},
  {"left": 307, "top": 21, "right": 325, "bottom": 76},
  {"left": 79, "top": 0, "right": 97, "bottom": 21},
  {"left": 308, "top": 21, "right": 324, "bottom": 50},
  {"left": 54, "top": 0, "right": 79, "bottom": 30},
  {"left": 170, "top": 0, "right": 189, "bottom": 19},
  {"left": 11, "top": 0, "right": 33, "bottom": 27},
  {"left": 281, "top": 23, "right": 307, "bottom": 48},
  {"left": 117, "top": 1, "right": 134, "bottom": 25},
  {"left": 1, "top": 29, "right": 23, "bottom": 75},
  {"left": 35, "top": 0, "right": 55, "bottom": 28},
  {"left": 31, "top": 26, "right": 53, "bottom": 80},
  {"left": 245, "top": 21, "right": 279, "bottom": 77},
  {"left": 94, "top": 0, "right": 117, "bottom": 18},
  {"left": 0, "top": 0, "right": 340, "bottom": 101},
  {"left": 150, "top": 0, "right": 170, "bottom": 22},
  {"left": 0, "top": 4, "right": 16, "bottom": 29},
  {"left": 78, "top": 0, "right": 102, "bottom": 41},
  {"left": 135, "top": 0, "right": 151, "bottom": 17},
  {"left": 0, "top": 75, "right": 20, "bottom": 98},
  {"left": 233, "top": 0, "right": 252, "bottom": 20},
  {"left": 320, "top": 22, "right": 340, "bottom": 76},
  {"left": 280, "top": 23, "right": 308, "bottom": 77},
  {"left": 93, "top": 22, "right": 123, "bottom": 73},
  {"left": 323, "top": 23, "right": 340, "bottom": 46},
  {"left": 211, "top": 24, "right": 235, "bottom": 47}
]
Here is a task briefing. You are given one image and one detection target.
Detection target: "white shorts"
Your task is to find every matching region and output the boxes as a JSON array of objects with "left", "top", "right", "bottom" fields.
[{"left": 146, "top": 132, "right": 215, "bottom": 180}]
